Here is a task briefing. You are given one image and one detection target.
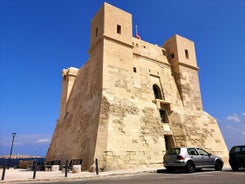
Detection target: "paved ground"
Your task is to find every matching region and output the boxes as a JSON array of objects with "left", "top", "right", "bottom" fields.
[
  {"left": 0, "top": 167, "right": 159, "bottom": 183},
  {"left": 0, "top": 166, "right": 234, "bottom": 183},
  {"left": 34, "top": 170, "right": 245, "bottom": 184}
]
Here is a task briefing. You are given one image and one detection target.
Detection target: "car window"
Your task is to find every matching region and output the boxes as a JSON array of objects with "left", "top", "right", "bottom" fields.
[
  {"left": 241, "top": 146, "right": 245, "bottom": 152},
  {"left": 187, "top": 148, "right": 198, "bottom": 155},
  {"left": 166, "top": 148, "right": 180, "bottom": 155},
  {"left": 196, "top": 148, "right": 209, "bottom": 156}
]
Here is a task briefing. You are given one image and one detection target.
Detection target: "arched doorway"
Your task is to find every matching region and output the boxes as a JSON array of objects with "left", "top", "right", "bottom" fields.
[{"left": 153, "top": 84, "right": 162, "bottom": 99}]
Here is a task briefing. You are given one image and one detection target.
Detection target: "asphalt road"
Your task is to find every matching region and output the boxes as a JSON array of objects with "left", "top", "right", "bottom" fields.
[{"left": 22, "top": 169, "right": 245, "bottom": 184}]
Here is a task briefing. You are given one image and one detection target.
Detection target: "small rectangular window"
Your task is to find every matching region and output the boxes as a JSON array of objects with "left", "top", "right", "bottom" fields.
[
  {"left": 117, "top": 24, "right": 121, "bottom": 34},
  {"left": 171, "top": 53, "right": 174, "bottom": 59},
  {"left": 162, "top": 50, "right": 166, "bottom": 56},
  {"left": 95, "top": 28, "right": 98, "bottom": 37},
  {"left": 133, "top": 67, "right": 137, "bottom": 73},
  {"left": 159, "top": 110, "right": 166, "bottom": 123},
  {"left": 185, "top": 49, "right": 189, "bottom": 59}
]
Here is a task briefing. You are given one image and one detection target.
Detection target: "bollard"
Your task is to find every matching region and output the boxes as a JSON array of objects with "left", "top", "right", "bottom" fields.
[
  {"left": 32, "top": 160, "right": 37, "bottom": 179},
  {"left": 95, "top": 158, "right": 99, "bottom": 175},
  {"left": 1, "top": 161, "right": 7, "bottom": 180},
  {"left": 65, "top": 160, "right": 68, "bottom": 177}
]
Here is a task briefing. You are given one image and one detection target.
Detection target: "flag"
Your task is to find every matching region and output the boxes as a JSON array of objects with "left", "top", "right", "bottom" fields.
[{"left": 136, "top": 32, "right": 141, "bottom": 39}]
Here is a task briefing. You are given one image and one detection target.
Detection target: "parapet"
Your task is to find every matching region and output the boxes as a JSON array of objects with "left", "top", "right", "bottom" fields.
[{"left": 62, "top": 67, "right": 79, "bottom": 79}]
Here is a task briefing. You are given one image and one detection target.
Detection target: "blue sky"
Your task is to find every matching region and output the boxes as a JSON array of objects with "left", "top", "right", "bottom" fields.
[{"left": 0, "top": 0, "right": 244, "bottom": 156}]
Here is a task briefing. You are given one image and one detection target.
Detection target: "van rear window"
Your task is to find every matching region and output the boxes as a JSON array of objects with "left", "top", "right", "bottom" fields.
[{"left": 230, "top": 146, "right": 245, "bottom": 153}]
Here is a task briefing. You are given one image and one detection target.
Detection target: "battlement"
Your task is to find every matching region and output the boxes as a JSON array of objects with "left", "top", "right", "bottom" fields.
[
  {"left": 132, "top": 37, "right": 169, "bottom": 65},
  {"left": 90, "top": 2, "right": 132, "bottom": 53},
  {"left": 163, "top": 34, "right": 198, "bottom": 70}
]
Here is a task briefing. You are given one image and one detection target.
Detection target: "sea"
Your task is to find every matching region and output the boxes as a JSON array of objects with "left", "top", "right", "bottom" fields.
[{"left": 0, "top": 157, "right": 45, "bottom": 168}]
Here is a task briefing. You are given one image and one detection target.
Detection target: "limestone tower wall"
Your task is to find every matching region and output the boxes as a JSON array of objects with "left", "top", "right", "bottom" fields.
[{"left": 46, "top": 2, "right": 229, "bottom": 171}]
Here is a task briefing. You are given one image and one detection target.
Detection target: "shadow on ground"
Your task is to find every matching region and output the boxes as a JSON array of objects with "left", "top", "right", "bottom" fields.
[
  {"left": 156, "top": 168, "right": 221, "bottom": 174},
  {"left": 222, "top": 168, "right": 245, "bottom": 172}
]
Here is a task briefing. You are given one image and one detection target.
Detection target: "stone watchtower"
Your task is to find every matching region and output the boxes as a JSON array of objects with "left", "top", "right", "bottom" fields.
[{"left": 46, "top": 3, "right": 228, "bottom": 170}]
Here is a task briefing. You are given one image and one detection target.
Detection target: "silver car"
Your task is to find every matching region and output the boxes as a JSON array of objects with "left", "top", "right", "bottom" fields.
[{"left": 163, "top": 147, "right": 223, "bottom": 173}]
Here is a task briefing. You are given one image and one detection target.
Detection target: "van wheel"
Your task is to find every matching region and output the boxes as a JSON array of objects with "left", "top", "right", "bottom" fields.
[
  {"left": 231, "top": 165, "right": 239, "bottom": 171},
  {"left": 186, "top": 161, "right": 195, "bottom": 173}
]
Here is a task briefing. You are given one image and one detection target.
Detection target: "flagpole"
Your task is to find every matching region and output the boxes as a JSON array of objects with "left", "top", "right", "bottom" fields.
[{"left": 135, "top": 25, "right": 141, "bottom": 39}]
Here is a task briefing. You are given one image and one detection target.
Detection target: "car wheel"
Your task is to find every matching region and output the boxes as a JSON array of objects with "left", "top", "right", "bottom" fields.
[
  {"left": 186, "top": 161, "right": 195, "bottom": 173},
  {"left": 215, "top": 160, "right": 223, "bottom": 171},
  {"left": 166, "top": 167, "right": 175, "bottom": 173},
  {"left": 231, "top": 165, "right": 239, "bottom": 171}
]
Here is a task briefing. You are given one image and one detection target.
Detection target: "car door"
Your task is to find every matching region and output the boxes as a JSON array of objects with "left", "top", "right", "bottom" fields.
[
  {"left": 196, "top": 148, "right": 215, "bottom": 166},
  {"left": 187, "top": 148, "right": 202, "bottom": 166}
]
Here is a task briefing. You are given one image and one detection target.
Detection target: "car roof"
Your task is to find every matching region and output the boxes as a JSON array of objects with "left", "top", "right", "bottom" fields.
[{"left": 170, "top": 147, "right": 199, "bottom": 149}]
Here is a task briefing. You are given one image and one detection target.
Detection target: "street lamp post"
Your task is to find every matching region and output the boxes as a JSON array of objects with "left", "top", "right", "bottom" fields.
[{"left": 7, "top": 132, "right": 16, "bottom": 169}]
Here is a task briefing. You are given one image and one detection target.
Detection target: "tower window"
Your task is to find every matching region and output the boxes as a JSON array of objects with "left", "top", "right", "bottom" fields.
[
  {"left": 117, "top": 24, "right": 121, "bottom": 34},
  {"left": 159, "top": 110, "right": 166, "bottom": 123},
  {"left": 133, "top": 67, "right": 137, "bottom": 73},
  {"left": 95, "top": 28, "right": 98, "bottom": 37},
  {"left": 162, "top": 50, "right": 166, "bottom": 56},
  {"left": 185, "top": 49, "right": 189, "bottom": 59},
  {"left": 153, "top": 84, "right": 162, "bottom": 99},
  {"left": 171, "top": 53, "right": 174, "bottom": 58}
]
